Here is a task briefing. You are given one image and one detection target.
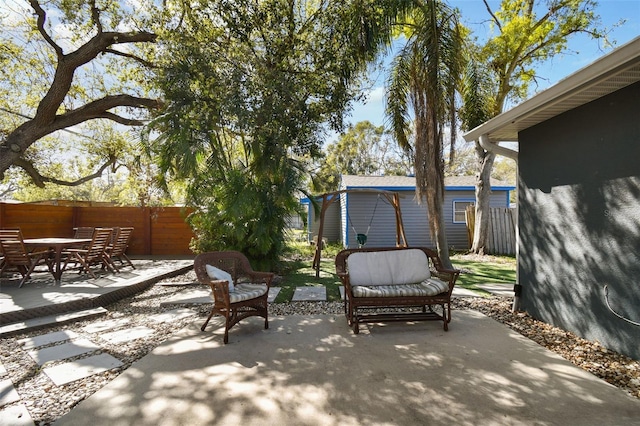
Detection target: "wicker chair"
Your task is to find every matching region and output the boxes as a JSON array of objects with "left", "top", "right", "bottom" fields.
[{"left": 194, "top": 251, "right": 274, "bottom": 344}]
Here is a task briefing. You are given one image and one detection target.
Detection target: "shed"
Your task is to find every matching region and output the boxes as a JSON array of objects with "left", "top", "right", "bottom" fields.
[
  {"left": 303, "top": 175, "right": 514, "bottom": 250},
  {"left": 463, "top": 36, "right": 640, "bottom": 360}
]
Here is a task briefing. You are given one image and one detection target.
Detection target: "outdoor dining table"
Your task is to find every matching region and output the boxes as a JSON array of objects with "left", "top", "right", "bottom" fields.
[{"left": 22, "top": 237, "right": 92, "bottom": 282}]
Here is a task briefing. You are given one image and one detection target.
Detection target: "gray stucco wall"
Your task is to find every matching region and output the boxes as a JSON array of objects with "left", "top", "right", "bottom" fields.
[{"left": 518, "top": 81, "right": 640, "bottom": 360}]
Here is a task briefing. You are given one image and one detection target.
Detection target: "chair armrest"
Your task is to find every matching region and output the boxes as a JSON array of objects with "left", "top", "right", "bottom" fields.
[
  {"left": 207, "top": 279, "right": 232, "bottom": 304},
  {"left": 246, "top": 271, "right": 274, "bottom": 287}
]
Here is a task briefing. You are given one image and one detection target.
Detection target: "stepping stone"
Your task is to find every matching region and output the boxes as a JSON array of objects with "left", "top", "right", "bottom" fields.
[
  {"left": 43, "top": 353, "right": 123, "bottom": 386},
  {"left": 159, "top": 289, "right": 210, "bottom": 306},
  {"left": 0, "top": 403, "right": 33, "bottom": 425},
  {"left": 268, "top": 287, "right": 281, "bottom": 303},
  {"left": 0, "top": 307, "right": 107, "bottom": 338},
  {"left": 148, "top": 308, "right": 195, "bottom": 323},
  {"left": 0, "top": 378, "right": 20, "bottom": 407},
  {"left": 28, "top": 338, "right": 100, "bottom": 366},
  {"left": 82, "top": 318, "right": 131, "bottom": 333},
  {"left": 19, "top": 330, "right": 79, "bottom": 350},
  {"left": 157, "top": 281, "right": 199, "bottom": 287},
  {"left": 452, "top": 287, "right": 480, "bottom": 297},
  {"left": 292, "top": 286, "right": 326, "bottom": 302},
  {"left": 100, "top": 326, "right": 155, "bottom": 344},
  {"left": 476, "top": 283, "right": 515, "bottom": 297},
  {"left": 0, "top": 362, "right": 7, "bottom": 377}
]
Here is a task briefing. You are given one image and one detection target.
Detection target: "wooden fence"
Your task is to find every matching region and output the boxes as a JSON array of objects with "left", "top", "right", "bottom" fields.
[
  {"left": 465, "top": 205, "right": 516, "bottom": 255},
  {"left": 0, "top": 203, "right": 195, "bottom": 255}
]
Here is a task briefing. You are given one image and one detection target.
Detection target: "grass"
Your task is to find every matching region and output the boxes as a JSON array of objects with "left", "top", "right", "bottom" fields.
[
  {"left": 451, "top": 253, "right": 516, "bottom": 290},
  {"left": 274, "top": 240, "right": 517, "bottom": 302}
]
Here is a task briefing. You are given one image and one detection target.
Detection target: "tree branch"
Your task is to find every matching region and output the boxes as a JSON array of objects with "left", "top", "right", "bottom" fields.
[
  {"left": 89, "top": 0, "right": 103, "bottom": 33},
  {"left": 29, "top": 0, "right": 63, "bottom": 56},
  {"left": 14, "top": 155, "right": 117, "bottom": 188},
  {"left": 482, "top": 0, "right": 502, "bottom": 31},
  {"left": 51, "top": 95, "right": 162, "bottom": 131},
  {"left": 97, "top": 112, "right": 148, "bottom": 126},
  {"left": 104, "top": 48, "right": 157, "bottom": 68}
]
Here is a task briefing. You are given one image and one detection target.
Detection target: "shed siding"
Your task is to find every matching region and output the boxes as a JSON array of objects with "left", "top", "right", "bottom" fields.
[
  {"left": 339, "top": 188, "right": 509, "bottom": 249},
  {"left": 518, "top": 81, "right": 640, "bottom": 360},
  {"left": 308, "top": 199, "right": 341, "bottom": 243}
]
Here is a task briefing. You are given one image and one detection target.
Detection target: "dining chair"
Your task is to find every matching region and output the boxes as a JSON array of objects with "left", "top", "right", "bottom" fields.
[
  {"left": 0, "top": 234, "right": 53, "bottom": 288},
  {"left": 106, "top": 227, "right": 135, "bottom": 271},
  {"left": 0, "top": 228, "right": 24, "bottom": 272},
  {"left": 63, "top": 228, "right": 115, "bottom": 279},
  {"left": 73, "top": 227, "right": 95, "bottom": 239},
  {"left": 194, "top": 251, "right": 274, "bottom": 344}
]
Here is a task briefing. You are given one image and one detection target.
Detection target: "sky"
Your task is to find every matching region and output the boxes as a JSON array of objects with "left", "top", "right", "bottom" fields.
[{"left": 342, "top": 0, "right": 640, "bottom": 143}]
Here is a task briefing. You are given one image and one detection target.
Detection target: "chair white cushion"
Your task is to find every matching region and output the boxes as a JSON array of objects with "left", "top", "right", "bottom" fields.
[
  {"left": 347, "top": 249, "right": 431, "bottom": 286},
  {"left": 205, "top": 264, "right": 234, "bottom": 292},
  {"left": 229, "top": 283, "right": 268, "bottom": 303}
]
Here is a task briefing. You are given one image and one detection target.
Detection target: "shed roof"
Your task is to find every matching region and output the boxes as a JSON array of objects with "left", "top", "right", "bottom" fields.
[
  {"left": 341, "top": 175, "right": 514, "bottom": 190},
  {"left": 463, "top": 36, "right": 640, "bottom": 143}
]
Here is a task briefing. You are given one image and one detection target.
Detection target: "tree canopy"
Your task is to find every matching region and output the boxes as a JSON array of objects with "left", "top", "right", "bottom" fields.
[
  {"left": 0, "top": 0, "right": 160, "bottom": 189},
  {"left": 461, "top": 0, "right": 608, "bottom": 254},
  {"left": 313, "top": 121, "right": 413, "bottom": 193},
  {"left": 147, "top": 0, "right": 397, "bottom": 268}
]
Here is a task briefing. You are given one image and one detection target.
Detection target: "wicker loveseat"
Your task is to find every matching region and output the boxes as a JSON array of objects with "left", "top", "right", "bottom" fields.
[{"left": 335, "top": 246, "right": 460, "bottom": 333}]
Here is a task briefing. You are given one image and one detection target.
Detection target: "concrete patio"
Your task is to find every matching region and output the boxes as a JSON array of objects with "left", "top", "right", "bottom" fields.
[
  {"left": 56, "top": 312, "right": 640, "bottom": 426},
  {"left": 1, "top": 258, "right": 639, "bottom": 425}
]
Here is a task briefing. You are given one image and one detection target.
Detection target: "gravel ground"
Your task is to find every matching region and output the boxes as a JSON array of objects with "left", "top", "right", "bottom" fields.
[{"left": 1, "top": 269, "right": 638, "bottom": 425}]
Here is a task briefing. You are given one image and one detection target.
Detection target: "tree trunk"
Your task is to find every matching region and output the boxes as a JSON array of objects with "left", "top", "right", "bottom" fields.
[
  {"left": 433, "top": 202, "right": 453, "bottom": 269},
  {"left": 471, "top": 142, "right": 495, "bottom": 254}
]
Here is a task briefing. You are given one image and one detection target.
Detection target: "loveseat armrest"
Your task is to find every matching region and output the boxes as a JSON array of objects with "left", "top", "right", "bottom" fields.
[{"left": 431, "top": 268, "right": 460, "bottom": 287}]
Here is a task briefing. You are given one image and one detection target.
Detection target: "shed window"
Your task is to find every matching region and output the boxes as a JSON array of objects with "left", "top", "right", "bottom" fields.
[{"left": 453, "top": 201, "right": 474, "bottom": 224}]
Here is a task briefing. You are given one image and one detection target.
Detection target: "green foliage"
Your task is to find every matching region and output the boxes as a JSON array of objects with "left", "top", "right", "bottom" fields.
[
  {"left": 460, "top": 0, "right": 607, "bottom": 254},
  {"left": 474, "top": 0, "right": 606, "bottom": 116},
  {"left": 149, "top": 0, "right": 397, "bottom": 269},
  {"left": 312, "top": 120, "right": 413, "bottom": 193}
]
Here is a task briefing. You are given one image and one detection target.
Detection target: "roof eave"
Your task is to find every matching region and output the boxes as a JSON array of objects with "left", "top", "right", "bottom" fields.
[{"left": 463, "top": 36, "right": 640, "bottom": 143}]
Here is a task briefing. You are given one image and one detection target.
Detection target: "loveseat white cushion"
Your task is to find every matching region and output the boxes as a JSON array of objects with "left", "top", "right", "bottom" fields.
[
  {"left": 352, "top": 277, "right": 449, "bottom": 298},
  {"left": 346, "top": 249, "right": 431, "bottom": 286}
]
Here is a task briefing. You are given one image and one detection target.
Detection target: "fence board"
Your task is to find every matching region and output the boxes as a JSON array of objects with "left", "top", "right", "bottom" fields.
[
  {"left": 465, "top": 206, "right": 516, "bottom": 255},
  {"left": 0, "top": 203, "right": 195, "bottom": 255}
]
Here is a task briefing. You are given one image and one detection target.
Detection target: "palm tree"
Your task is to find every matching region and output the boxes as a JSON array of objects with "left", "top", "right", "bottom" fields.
[{"left": 386, "top": 0, "right": 464, "bottom": 269}]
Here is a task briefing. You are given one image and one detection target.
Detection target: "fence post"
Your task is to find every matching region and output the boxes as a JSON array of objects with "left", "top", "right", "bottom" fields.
[{"left": 144, "top": 207, "right": 152, "bottom": 255}]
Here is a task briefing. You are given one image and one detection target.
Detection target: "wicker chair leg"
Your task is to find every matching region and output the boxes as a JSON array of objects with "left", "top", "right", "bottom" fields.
[
  {"left": 201, "top": 310, "right": 216, "bottom": 331},
  {"left": 223, "top": 324, "right": 230, "bottom": 344}
]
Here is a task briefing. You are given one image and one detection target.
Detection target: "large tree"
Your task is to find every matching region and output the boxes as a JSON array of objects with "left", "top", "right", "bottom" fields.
[
  {"left": 0, "top": 0, "right": 160, "bottom": 186},
  {"left": 148, "top": 0, "right": 397, "bottom": 268},
  {"left": 463, "top": 0, "right": 607, "bottom": 254},
  {"left": 386, "top": 0, "right": 465, "bottom": 269}
]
